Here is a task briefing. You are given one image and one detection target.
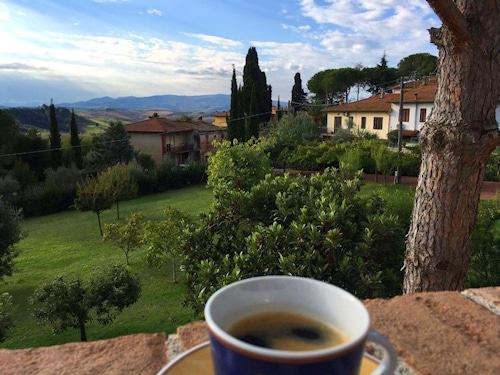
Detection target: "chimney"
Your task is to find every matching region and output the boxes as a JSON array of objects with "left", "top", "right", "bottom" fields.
[
  {"left": 380, "top": 88, "right": 385, "bottom": 98},
  {"left": 339, "top": 98, "right": 344, "bottom": 105}
]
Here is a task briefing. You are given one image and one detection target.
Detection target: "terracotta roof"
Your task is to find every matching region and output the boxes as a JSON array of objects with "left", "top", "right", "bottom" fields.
[
  {"left": 125, "top": 117, "right": 193, "bottom": 134},
  {"left": 323, "top": 83, "right": 437, "bottom": 113},
  {"left": 189, "top": 120, "right": 227, "bottom": 132},
  {"left": 323, "top": 93, "right": 399, "bottom": 113},
  {"left": 388, "top": 83, "right": 437, "bottom": 103}
]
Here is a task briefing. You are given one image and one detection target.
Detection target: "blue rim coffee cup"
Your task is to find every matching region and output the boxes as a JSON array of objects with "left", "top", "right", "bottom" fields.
[{"left": 204, "top": 275, "right": 398, "bottom": 375}]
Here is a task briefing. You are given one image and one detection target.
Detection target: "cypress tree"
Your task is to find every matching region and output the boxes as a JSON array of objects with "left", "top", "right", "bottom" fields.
[
  {"left": 245, "top": 84, "right": 259, "bottom": 140},
  {"left": 48, "top": 99, "right": 62, "bottom": 169},
  {"left": 228, "top": 66, "right": 240, "bottom": 143},
  {"left": 70, "top": 109, "right": 83, "bottom": 169},
  {"left": 242, "top": 47, "right": 272, "bottom": 127},
  {"left": 291, "top": 72, "right": 306, "bottom": 113}
]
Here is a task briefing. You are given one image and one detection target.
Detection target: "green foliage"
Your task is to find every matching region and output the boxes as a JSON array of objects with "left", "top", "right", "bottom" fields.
[
  {"left": 485, "top": 147, "right": 500, "bottom": 182},
  {"left": 49, "top": 102, "right": 62, "bottom": 169},
  {"left": 291, "top": 72, "right": 307, "bottom": 112},
  {"left": 466, "top": 200, "right": 500, "bottom": 288},
  {"left": 363, "top": 53, "right": 399, "bottom": 94},
  {"left": 14, "top": 129, "right": 50, "bottom": 181},
  {"left": 98, "top": 164, "right": 139, "bottom": 219},
  {"left": 242, "top": 47, "right": 272, "bottom": 127},
  {"left": 183, "top": 168, "right": 406, "bottom": 316},
  {"left": 0, "top": 110, "right": 18, "bottom": 173},
  {"left": 228, "top": 66, "right": 245, "bottom": 143},
  {"left": 371, "top": 142, "right": 398, "bottom": 184},
  {"left": 85, "top": 121, "right": 134, "bottom": 173},
  {"left": 143, "top": 207, "right": 194, "bottom": 283},
  {"left": 69, "top": 109, "right": 83, "bottom": 169},
  {"left": 74, "top": 176, "right": 113, "bottom": 236},
  {"left": 245, "top": 84, "right": 260, "bottom": 140},
  {"left": 0, "top": 293, "right": 14, "bottom": 343},
  {"left": 207, "top": 139, "right": 272, "bottom": 194},
  {"left": 30, "top": 264, "right": 141, "bottom": 342},
  {"left": 397, "top": 53, "right": 438, "bottom": 79},
  {"left": 0, "top": 197, "right": 22, "bottom": 282},
  {"left": 0, "top": 175, "right": 20, "bottom": 202},
  {"left": 103, "top": 213, "right": 145, "bottom": 265}
]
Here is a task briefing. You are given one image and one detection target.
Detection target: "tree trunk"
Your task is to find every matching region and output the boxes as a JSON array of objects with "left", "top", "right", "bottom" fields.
[
  {"left": 404, "top": 0, "right": 500, "bottom": 293},
  {"left": 97, "top": 212, "right": 103, "bottom": 237},
  {"left": 79, "top": 318, "right": 87, "bottom": 342}
]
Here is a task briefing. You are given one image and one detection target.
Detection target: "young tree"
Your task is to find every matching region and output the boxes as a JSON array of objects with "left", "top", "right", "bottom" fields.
[
  {"left": 74, "top": 176, "right": 113, "bottom": 236},
  {"left": 291, "top": 72, "right": 307, "bottom": 113},
  {"left": 143, "top": 207, "right": 193, "bottom": 283},
  {"left": 403, "top": 1, "right": 500, "bottom": 292},
  {"left": 31, "top": 264, "right": 141, "bottom": 342},
  {"left": 48, "top": 99, "right": 62, "bottom": 169},
  {"left": 98, "top": 164, "right": 138, "bottom": 219},
  {"left": 103, "top": 213, "right": 144, "bottom": 265},
  {"left": 69, "top": 109, "right": 83, "bottom": 169}
]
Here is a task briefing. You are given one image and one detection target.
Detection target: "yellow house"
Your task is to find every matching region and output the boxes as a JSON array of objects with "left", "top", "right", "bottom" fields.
[
  {"left": 322, "top": 93, "right": 398, "bottom": 139},
  {"left": 212, "top": 112, "right": 229, "bottom": 127}
]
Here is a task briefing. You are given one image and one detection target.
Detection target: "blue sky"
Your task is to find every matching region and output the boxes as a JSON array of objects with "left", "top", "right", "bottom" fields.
[{"left": 0, "top": 0, "right": 439, "bottom": 106}]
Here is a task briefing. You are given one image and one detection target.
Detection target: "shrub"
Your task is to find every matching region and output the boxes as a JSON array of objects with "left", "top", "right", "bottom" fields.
[
  {"left": 183, "top": 168, "right": 406, "bottom": 316},
  {"left": 466, "top": 200, "right": 500, "bottom": 287}
]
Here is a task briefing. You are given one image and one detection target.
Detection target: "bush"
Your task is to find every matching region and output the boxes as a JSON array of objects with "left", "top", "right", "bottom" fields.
[
  {"left": 466, "top": 200, "right": 500, "bottom": 287},
  {"left": 183, "top": 168, "right": 406, "bottom": 316}
]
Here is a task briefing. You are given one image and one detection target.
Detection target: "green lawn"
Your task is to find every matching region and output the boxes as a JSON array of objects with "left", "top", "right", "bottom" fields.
[
  {"left": 1, "top": 185, "right": 213, "bottom": 349},
  {"left": 1, "top": 181, "right": 414, "bottom": 350}
]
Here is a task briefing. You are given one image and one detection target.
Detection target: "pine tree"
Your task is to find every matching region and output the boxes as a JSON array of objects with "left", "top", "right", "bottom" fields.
[
  {"left": 69, "top": 109, "right": 83, "bottom": 169},
  {"left": 49, "top": 99, "right": 62, "bottom": 169},
  {"left": 291, "top": 72, "right": 306, "bottom": 113}
]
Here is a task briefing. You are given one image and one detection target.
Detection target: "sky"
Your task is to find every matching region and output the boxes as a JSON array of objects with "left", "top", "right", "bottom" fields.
[{"left": 0, "top": 0, "right": 440, "bottom": 107}]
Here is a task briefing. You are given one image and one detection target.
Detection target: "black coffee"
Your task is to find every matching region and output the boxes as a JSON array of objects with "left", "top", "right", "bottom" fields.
[{"left": 228, "top": 311, "right": 349, "bottom": 351}]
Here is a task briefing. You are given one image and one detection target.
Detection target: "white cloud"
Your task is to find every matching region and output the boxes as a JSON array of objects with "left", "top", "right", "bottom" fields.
[
  {"left": 298, "top": 0, "right": 439, "bottom": 65},
  {"left": 147, "top": 9, "right": 163, "bottom": 16},
  {"left": 181, "top": 33, "right": 243, "bottom": 49}
]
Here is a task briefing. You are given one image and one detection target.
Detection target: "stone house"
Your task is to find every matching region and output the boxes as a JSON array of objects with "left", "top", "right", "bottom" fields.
[{"left": 125, "top": 116, "right": 226, "bottom": 166}]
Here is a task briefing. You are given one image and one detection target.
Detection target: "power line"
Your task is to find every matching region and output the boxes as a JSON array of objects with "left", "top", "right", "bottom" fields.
[{"left": 0, "top": 137, "right": 131, "bottom": 159}]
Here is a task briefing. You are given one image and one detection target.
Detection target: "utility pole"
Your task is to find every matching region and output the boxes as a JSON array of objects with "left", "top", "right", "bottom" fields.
[{"left": 396, "top": 77, "right": 404, "bottom": 184}]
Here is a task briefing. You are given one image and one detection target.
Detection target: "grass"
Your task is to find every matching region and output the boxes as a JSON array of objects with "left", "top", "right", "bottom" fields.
[
  {"left": 1, "top": 185, "right": 213, "bottom": 349},
  {"left": 1, "top": 180, "right": 414, "bottom": 350}
]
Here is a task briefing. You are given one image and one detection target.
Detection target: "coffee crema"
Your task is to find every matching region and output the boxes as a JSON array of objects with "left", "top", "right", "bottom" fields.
[{"left": 228, "top": 311, "right": 349, "bottom": 351}]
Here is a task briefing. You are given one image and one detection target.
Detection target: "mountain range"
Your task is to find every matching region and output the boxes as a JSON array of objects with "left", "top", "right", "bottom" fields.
[{"left": 57, "top": 94, "right": 231, "bottom": 113}]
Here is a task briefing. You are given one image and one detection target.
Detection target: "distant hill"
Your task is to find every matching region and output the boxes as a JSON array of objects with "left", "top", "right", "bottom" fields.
[
  {"left": 5, "top": 106, "right": 94, "bottom": 132},
  {"left": 58, "top": 94, "right": 231, "bottom": 112}
]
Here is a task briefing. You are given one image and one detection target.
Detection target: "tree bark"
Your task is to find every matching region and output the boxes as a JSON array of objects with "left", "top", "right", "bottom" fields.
[{"left": 403, "top": 0, "right": 500, "bottom": 293}]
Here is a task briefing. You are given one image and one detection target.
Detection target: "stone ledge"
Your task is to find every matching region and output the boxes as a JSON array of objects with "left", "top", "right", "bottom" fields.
[
  {"left": 0, "top": 333, "right": 167, "bottom": 375},
  {"left": 0, "top": 288, "right": 498, "bottom": 374}
]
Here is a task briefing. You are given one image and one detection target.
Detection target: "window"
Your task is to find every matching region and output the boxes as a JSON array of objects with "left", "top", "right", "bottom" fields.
[
  {"left": 419, "top": 108, "right": 427, "bottom": 122},
  {"left": 402, "top": 108, "right": 410, "bottom": 122},
  {"left": 373, "top": 117, "right": 383, "bottom": 130},
  {"left": 361, "top": 117, "right": 366, "bottom": 129},
  {"left": 334, "top": 116, "right": 342, "bottom": 131}
]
